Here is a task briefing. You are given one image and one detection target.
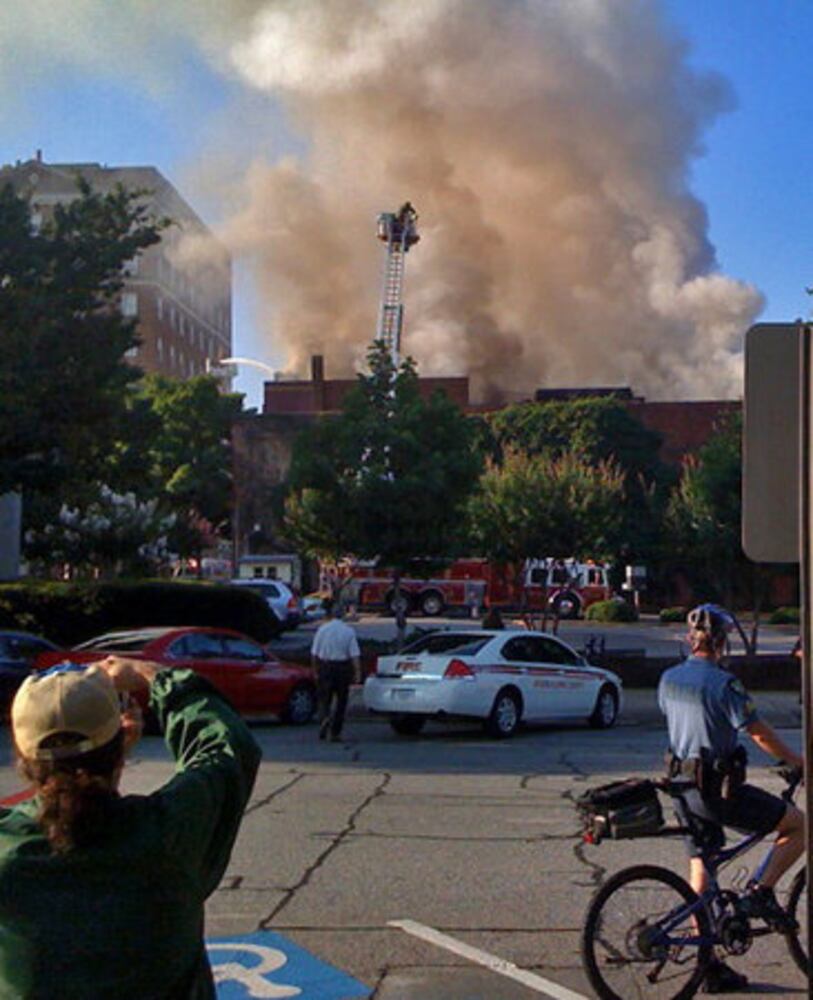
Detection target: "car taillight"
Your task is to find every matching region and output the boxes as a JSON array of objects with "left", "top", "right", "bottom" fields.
[
  {"left": 443, "top": 658, "right": 475, "bottom": 679},
  {"left": 287, "top": 596, "right": 297, "bottom": 609}
]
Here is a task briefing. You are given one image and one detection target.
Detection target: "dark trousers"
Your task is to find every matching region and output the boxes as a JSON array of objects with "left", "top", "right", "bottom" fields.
[{"left": 317, "top": 660, "right": 353, "bottom": 736}]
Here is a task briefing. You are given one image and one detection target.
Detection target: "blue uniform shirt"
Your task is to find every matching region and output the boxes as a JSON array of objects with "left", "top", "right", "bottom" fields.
[{"left": 658, "top": 656, "right": 758, "bottom": 760}]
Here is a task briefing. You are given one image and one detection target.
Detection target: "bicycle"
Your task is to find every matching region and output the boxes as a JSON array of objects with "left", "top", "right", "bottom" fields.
[{"left": 581, "top": 765, "right": 806, "bottom": 999}]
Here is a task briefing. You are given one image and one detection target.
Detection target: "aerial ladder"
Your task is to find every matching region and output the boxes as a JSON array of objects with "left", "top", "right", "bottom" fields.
[{"left": 375, "top": 202, "right": 419, "bottom": 367}]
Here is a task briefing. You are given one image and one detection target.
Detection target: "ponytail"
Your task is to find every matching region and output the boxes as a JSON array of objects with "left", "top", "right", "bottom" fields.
[{"left": 19, "top": 731, "right": 124, "bottom": 853}]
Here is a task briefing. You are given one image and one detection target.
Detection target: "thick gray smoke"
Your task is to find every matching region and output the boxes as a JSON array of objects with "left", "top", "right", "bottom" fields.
[
  {"left": 3, "top": 0, "right": 763, "bottom": 399},
  {"left": 217, "top": 0, "right": 762, "bottom": 399}
]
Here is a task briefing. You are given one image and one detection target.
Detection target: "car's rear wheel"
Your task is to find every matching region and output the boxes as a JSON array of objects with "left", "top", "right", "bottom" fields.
[
  {"left": 390, "top": 714, "right": 426, "bottom": 736},
  {"left": 282, "top": 684, "right": 317, "bottom": 725},
  {"left": 485, "top": 688, "right": 522, "bottom": 738},
  {"left": 419, "top": 590, "right": 446, "bottom": 617},
  {"left": 589, "top": 684, "right": 619, "bottom": 729}
]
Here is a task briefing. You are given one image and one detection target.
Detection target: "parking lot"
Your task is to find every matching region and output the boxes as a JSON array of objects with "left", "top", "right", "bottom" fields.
[{"left": 1, "top": 690, "right": 803, "bottom": 999}]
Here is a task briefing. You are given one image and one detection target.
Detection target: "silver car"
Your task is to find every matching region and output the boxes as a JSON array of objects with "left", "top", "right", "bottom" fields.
[{"left": 230, "top": 579, "right": 301, "bottom": 631}]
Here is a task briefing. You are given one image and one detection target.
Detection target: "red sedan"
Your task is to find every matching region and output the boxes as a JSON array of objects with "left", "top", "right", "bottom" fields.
[{"left": 36, "top": 626, "right": 316, "bottom": 725}]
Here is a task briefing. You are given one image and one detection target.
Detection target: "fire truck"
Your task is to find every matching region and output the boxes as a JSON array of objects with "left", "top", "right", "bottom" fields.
[{"left": 336, "top": 558, "right": 612, "bottom": 619}]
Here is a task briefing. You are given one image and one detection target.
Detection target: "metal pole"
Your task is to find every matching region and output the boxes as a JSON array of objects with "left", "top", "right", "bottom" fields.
[{"left": 799, "top": 322, "right": 813, "bottom": 995}]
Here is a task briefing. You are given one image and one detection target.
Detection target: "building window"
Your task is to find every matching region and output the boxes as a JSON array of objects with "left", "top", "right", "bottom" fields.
[
  {"left": 125, "top": 345, "right": 139, "bottom": 358},
  {"left": 121, "top": 292, "right": 138, "bottom": 317},
  {"left": 156, "top": 297, "right": 163, "bottom": 321},
  {"left": 157, "top": 336, "right": 163, "bottom": 357},
  {"left": 30, "top": 211, "right": 43, "bottom": 234}
]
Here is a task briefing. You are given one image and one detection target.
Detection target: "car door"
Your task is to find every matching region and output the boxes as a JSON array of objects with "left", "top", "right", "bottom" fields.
[
  {"left": 527, "top": 636, "right": 591, "bottom": 717},
  {"left": 165, "top": 630, "right": 232, "bottom": 692},
  {"left": 219, "top": 634, "right": 282, "bottom": 713},
  {"left": 498, "top": 635, "right": 548, "bottom": 720}
]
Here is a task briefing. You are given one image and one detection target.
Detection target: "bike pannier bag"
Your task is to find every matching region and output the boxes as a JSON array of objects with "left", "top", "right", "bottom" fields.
[{"left": 578, "top": 778, "right": 663, "bottom": 844}]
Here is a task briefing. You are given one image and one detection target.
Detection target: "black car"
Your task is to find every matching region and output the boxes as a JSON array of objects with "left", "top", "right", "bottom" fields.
[{"left": 0, "top": 631, "right": 60, "bottom": 714}]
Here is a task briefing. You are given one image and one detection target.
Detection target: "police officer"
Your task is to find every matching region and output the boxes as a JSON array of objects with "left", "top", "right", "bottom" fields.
[{"left": 658, "top": 603, "right": 804, "bottom": 993}]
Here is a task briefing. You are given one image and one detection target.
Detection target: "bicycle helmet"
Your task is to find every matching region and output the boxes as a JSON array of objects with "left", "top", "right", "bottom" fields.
[{"left": 687, "top": 603, "right": 735, "bottom": 643}]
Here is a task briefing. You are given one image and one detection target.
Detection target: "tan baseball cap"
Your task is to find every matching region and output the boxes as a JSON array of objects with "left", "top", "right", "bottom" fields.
[{"left": 12, "top": 664, "right": 122, "bottom": 761}]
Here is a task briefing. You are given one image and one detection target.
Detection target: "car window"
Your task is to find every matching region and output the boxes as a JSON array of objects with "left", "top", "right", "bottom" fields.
[
  {"left": 401, "top": 633, "right": 491, "bottom": 656},
  {"left": 221, "top": 636, "right": 264, "bottom": 660},
  {"left": 12, "top": 637, "right": 53, "bottom": 661},
  {"left": 169, "top": 633, "right": 224, "bottom": 658},
  {"left": 533, "top": 637, "right": 580, "bottom": 665},
  {"left": 501, "top": 636, "right": 536, "bottom": 662},
  {"left": 242, "top": 583, "right": 281, "bottom": 599},
  {"left": 78, "top": 635, "right": 153, "bottom": 652}
]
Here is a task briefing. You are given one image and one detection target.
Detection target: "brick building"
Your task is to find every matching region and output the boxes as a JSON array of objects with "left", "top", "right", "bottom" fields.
[
  {"left": 0, "top": 154, "right": 232, "bottom": 382},
  {"left": 235, "top": 354, "right": 742, "bottom": 559},
  {"left": 264, "top": 354, "right": 470, "bottom": 415}
]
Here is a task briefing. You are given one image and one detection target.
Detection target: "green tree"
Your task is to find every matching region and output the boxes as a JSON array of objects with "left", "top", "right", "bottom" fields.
[
  {"left": 665, "top": 412, "right": 749, "bottom": 611},
  {"left": 286, "top": 341, "right": 483, "bottom": 635},
  {"left": 0, "top": 180, "right": 166, "bottom": 501},
  {"left": 488, "top": 396, "right": 663, "bottom": 481},
  {"left": 25, "top": 486, "right": 175, "bottom": 579},
  {"left": 488, "top": 396, "right": 668, "bottom": 563},
  {"left": 133, "top": 374, "right": 244, "bottom": 562},
  {"left": 467, "top": 448, "right": 627, "bottom": 567}
]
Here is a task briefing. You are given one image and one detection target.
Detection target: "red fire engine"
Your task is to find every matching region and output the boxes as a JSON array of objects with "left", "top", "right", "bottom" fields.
[{"left": 334, "top": 558, "right": 612, "bottom": 619}]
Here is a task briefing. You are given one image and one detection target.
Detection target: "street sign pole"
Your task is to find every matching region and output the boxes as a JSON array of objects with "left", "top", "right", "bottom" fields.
[{"left": 801, "top": 323, "right": 813, "bottom": 993}]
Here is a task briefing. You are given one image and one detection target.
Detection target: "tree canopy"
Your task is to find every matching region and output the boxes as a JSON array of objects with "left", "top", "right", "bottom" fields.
[
  {"left": 467, "top": 448, "right": 627, "bottom": 565},
  {"left": 285, "top": 341, "right": 483, "bottom": 570},
  {"left": 487, "top": 396, "right": 664, "bottom": 483},
  {"left": 131, "top": 374, "right": 244, "bottom": 558},
  {"left": 0, "top": 180, "right": 166, "bottom": 498},
  {"left": 665, "top": 411, "right": 744, "bottom": 605}
]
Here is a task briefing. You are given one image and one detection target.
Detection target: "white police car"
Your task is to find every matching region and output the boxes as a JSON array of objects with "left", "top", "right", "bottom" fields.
[{"left": 364, "top": 629, "right": 622, "bottom": 738}]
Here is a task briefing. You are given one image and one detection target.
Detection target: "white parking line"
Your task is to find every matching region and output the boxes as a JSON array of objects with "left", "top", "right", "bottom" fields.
[{"left": 388, "top": 919, "right": 588, "bottom": 1000}]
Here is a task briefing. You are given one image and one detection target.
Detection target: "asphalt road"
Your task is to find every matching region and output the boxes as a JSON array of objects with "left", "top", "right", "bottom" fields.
[{"left": 0, "top": 693, "right": 804, "bottom": 999}]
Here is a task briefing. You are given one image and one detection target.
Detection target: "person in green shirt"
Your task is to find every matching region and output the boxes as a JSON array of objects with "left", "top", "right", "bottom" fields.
[{"left": 0, "top": 655, "right": 261, "bottom": 999}]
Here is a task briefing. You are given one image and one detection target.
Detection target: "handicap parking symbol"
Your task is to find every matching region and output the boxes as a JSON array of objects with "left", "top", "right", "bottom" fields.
[{"left": 207, "top": 931, "right": 369, "bottom": 999}]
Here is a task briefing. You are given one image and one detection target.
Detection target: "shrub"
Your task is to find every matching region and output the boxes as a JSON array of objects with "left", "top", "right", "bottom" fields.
[
  {"left": 585, "top": 599, "right": 638, "bottom": 623},
  {"left": 659, "top": 606, "right": 687, "bottom": 624},
  {"left": 768, "top": 606, "right": 800, "bottom": 625},
  {"left": 0, "top": 580, "right": 281, "bottom": 645}
]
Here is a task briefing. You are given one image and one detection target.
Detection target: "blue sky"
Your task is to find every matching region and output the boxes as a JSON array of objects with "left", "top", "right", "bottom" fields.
[{"left": 2, "top": 1, "right": 811, "bottom": 407}]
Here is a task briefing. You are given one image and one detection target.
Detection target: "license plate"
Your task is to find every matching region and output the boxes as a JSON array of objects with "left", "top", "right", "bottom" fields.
[
  {"left": 392, "top": 688, "right": 415, "bottom": 700},
  {"left": 398, "top": 661, "right": 420, "bottom": 671}
]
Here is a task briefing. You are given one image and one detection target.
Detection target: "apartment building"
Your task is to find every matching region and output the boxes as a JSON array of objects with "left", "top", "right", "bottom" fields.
[{"left": 0, "top": 153, "right": 232, "bottom": 383}]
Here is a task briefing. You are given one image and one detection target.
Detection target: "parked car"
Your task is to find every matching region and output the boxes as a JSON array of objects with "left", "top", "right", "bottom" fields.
[
  {"left": 229, "top": 579, "right": 301, "bottom": 630},
  {"left": 35, "top": 626, "right": 316, "bottom": 724},
  {"left": 0, "top": 631, "right": 60, "bottom": 714},
  {"left": 302, "top": 592, "right": 329, "bottom": 621},
  {"left": 363, "top": 629, "right": 622, "bottom": 738}
]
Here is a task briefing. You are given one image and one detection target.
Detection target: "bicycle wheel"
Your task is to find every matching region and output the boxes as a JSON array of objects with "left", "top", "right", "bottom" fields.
[
  {"left": 582, "top": 864, "right": 713, "bottom": 1000},
  {"left": 784, "top": 867, "right": 808, "bottom": 975}
]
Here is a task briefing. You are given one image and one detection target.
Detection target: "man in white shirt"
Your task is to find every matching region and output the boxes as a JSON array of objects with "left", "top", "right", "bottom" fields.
[{"left": 311, "top": 598, "right": 361, "bottom": 742}]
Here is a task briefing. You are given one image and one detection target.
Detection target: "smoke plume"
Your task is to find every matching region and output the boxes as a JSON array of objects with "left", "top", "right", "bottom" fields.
[
  {"left": 216, "top": 0, "right": 761, "bottom": 399},
  {"left": 3, "top": 0, "right": 763, "bottom": 399}
]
